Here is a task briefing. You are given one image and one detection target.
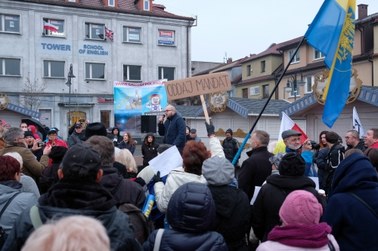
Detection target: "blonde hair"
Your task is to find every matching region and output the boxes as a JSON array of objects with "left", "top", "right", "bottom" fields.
[
  {"left": 21, "top": 215, "right": 110, "bottom": 251},
  {"left": 114, "top": 147, "right": 138, "bottom": 173}
]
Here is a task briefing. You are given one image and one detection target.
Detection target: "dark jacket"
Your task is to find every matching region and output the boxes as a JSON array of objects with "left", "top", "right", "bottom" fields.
[
  {"left": 2, "top": 181, "right": 142, "bottom": 251},
  {"left": 143, "top": 182, "right": 227, "bottom": 251},
  {"left": 222, "top": 137, "right": 239, "bottom": 164},
  {"left": 209, "top": 185, "right": 250, "bottom": 251},
  {"left": 118, "top": 141, "right": 136, "bottom": 154},
  {"left": 238, "top": 146, "right": 273, "bottom": 201},
  {"left": 324, "top": 153, "right": 378, "bottom": 251},
  {"left": 158, "top": 112, "right": 186, "bottom": 152},
  {"left": 324, "top": 143, "right": 345, "bottom": 195},
  {"left": 100, "top": 166, "right": 146, "bottom": 208},
  {"left": 314, "top": 147, "right": 329, "bottom": 189},
  {"left": 252, "top": 174, "right": 322, "bottom": 241},
  {"left": 67, "top": 131, "right": 86, "bottom": 147},
  {"left": 108, "top": 127, "right": 123, "bottom": 147},
  {"left": 141, "top": 134, "right": 159, "bottom": 167}
]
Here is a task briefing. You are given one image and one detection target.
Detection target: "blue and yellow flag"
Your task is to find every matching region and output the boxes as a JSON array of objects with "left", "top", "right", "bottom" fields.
[{"left": 305, "top": 0, "right": 355, "bottom": 128}]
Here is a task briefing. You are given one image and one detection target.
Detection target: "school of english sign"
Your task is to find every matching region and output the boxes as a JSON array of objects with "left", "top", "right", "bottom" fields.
[{"left": 164, "top": 72, "right": 232, "bottom": 100}]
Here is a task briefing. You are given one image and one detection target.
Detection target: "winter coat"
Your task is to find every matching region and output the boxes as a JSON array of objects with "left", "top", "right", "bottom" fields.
[
  {"left": 109, "top": 127, "right": 123, "bottom": 147},
  {"left": 238, "top": 146, "right": 273, "bottom": 201},
  {"left": 252, "top": 174, "right": 322, "bottom": 241},
  {"left": 158, "top": 112, "right": 186, "bottom": 152},
  {"left": 0, "top": 145, "right": 49, "bottom": 182},
  {"left": 0, "top": 182, "right": 37, "bottom": 234},
  {"left": 141, "top": 134, "right": 159, "bottom": 167},
  {"left": 154, "top": 168, "right": 207, "bottom": 213},
  {"left": 143, "top": 182, "right": 227, "bottom": 251},
  {"left": 324, "top": 153, "right": 378, "bottom": 251},
  {"left": 314, "top": 147, "right": 329, "bottom": 190},
  {"left": 67, "top": 130, "right": 86, "bottom": 147},
  {"left": 100, "top": 166, "right": 146, "bottom": 208},
  {"left": 118, "top": 141, "right": 136, "bottom": 154},
  {"left": 209, "top": 185, "right": 250, "bottom": 250},
  {"left": 324, "top": 143, "right": 345, "bottom": 195},
  {"left": 2, "top": 180, "right": 142, "bottom": 251}
]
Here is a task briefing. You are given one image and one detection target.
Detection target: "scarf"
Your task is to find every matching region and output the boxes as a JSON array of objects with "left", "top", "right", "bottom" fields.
[{"left": 268, "top": 223, "right": 331, "bottom": 248}]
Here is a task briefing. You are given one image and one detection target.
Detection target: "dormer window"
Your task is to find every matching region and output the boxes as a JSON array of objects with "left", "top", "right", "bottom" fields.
[
  {"left": 143, "top": 0, "right": 150, "bottom": 11},
  {"left": 108, "top": 0, "right": 115, "bottom": 7}
]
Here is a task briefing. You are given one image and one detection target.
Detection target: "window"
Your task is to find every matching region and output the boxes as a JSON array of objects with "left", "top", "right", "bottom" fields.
[
  {"left": 158, "top": 29, "right": 175, "bottom": 46},
  {"left": 305, "top": 76, "right": 313, "bottom": 93},
  {"left": 108, "top": 0, "right": 115, "bottom": 7},
  {"left": 85, "top": 62, "right": 105, "bottom": 79},
  {"left": 43, "top": 60, "right": 65, "bottom": 78},
  {"left": 123, "top": 26, "right": 141, "bottom": 43},
  {"left": 261, "top": 60, "right": 266, "bottom": 73},
  {"left": 262, "top": 84, "right": 269, "bottom": 98},
  {"left": 43, "top": 18, "right": 64, "bottom": 37},
  {"left": 242, "top": 88, "right": 248, "bottom": 98},
  {"left": 246, "top": 65, "right": 251, "bottom": 76},
  {"left": 249, "top": 86, "right": 260, "bottom": 96},
  {"left": 143, "top": 0, "right": 150, "bottom": 11},
  {"left": 85, "top": 23, "right": 105, "bottom": 40},
  {"left": 314, "top": 50, "right": 325, "bottom": 60},
  {"left": 0, "top": 14, "right": 20, "bottom": 33},
  {"left": 158, "top": 67, "right": 174, "bottom": 81},
  {"left": 0, "top": 58, "right": 20, "bottom": 76},
  {"left": 123, "top": 65, "right": 141, "bottom": 81},
  {"left": 288, "top": 49, "right": 300, "bottom": 63}
]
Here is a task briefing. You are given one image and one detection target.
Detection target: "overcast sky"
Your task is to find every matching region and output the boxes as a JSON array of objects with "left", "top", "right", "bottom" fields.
[{"left": 159, "top": 0, "right": 378, "bottom": 62}]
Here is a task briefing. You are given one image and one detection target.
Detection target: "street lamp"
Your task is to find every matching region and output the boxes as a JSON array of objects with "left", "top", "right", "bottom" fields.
[
  {"left": 285, "top": 73, "right": 305, "bottom": 101},
  {"left": 65, "top": 64, "right": 75, "bottom": 126}
]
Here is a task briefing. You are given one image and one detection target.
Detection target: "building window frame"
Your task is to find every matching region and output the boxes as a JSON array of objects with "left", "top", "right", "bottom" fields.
[
  {"left": 0, "top": 58, "right": 21, "bottom": 76},
  {"left": 246, "top": 65, "right": 252, "bottom": 77},
  {"left": 261, "top": 60, "right": 266, "bottom": 73},
  {"left": 143, "top": 0, "right": 150, "bottom": 11},
  {"left": 43, "top": 18, "right": 65, "bottom": 37},
  {"left": 43, "top": 60, "right": 65, "bottom": 78},
  {"left": 158, "top": 66, "right": 175, "bottom": 81},
  {"left": 123, "top": 65, "right": 142, "bottom": 82},
  {"left": 123, "top": 26, "right": 142, "bottom": 43},
  {"left": 288, "top": 49, "right": 300, "bottom": 64},
  {"left": 304, "top": 75, "right": 313, "bottom": 93},
  {"left": 108, "top": 0, "right": 115, "bottom": 7},
  {"left": 262, "top": 84, "right": 269, "bottom": 98},
  {"left": 0, "top": 14, "right": 20, "bottom": 33},
  {"left": 157, "top": 29, "right": 175, "bottom": 46},
  {"left": 314, "top": 49, "right": 325, "bottom": 60},
  {"left": 85, "top": 62, "right": 105, "bottom": 80},
  {"left": 85, "top": 23, "right": 105, "bottom": 40}
]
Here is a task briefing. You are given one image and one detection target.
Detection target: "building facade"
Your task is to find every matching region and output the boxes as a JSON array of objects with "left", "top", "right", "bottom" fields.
[{"left": 0, "top": 0, "right": 194, "bottom": 138}]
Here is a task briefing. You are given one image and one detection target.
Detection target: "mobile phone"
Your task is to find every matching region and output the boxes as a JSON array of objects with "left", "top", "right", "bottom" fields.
[{"left": 38, "top": 142, "right": 45, "bottom": 147}]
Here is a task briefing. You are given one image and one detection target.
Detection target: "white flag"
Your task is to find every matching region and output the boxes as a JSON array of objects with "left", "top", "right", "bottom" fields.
[{"left": 352, "top": 107, "right": 365, "bottom": 138}]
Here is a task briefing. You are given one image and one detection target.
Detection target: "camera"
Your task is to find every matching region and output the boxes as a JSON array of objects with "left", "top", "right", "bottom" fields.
[
  {"left": 310, "top": 141, "right": 320, "bottom": 150},
  {"left": 37, "top": 142, "right": 45, "bottom": 147}
]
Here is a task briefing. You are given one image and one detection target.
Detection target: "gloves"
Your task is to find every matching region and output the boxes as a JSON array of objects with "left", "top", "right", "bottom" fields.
[
  {"left": 205, "top": 122, "right": 215, "bottom": 136},
  {"left": 152, "top": 171, "right": 162, "bottom": 183}
]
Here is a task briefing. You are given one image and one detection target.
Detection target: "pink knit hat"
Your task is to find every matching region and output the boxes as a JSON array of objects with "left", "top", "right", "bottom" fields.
[{"left": 279, "top": 190, "right": 323, "bottom": 225}]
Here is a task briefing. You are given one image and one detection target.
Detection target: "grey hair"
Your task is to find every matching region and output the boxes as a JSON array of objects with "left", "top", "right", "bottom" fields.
[{"left": 3, "top": 127, "right": 24, "bottom": 145}]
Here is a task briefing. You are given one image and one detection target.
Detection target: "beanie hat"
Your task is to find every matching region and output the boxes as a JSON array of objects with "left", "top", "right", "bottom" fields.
[
  {"left": 24, "top": 131, "right": 35, "bottom": 138},
  {"left": 48, "top": 146, "right": 68, "bottom": 163},
  {"left": 85, "top": 122, "right": 107, "bottom": 140},
  {"left": 225, "top": 128, "right": 233, "bottom": 135},
  {"left": 202, "top": 156, "right": 235, "bottom": 186},
  {"left": 278, "top": 152, "right": 305, "bottom": 176},
  {"left": 61, "top": 144, "right": 101, "bottom": 181},
  {"left": 325, "top": 131, "right": 340, "bottom": 144},
  {"left": 279, "top": 190, "right": 323, "bottom": 225}
]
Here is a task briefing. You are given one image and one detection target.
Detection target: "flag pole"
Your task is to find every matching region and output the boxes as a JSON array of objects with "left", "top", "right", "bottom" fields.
[{"left": 232, "top": 36, "right": 306, "bottom": 165}]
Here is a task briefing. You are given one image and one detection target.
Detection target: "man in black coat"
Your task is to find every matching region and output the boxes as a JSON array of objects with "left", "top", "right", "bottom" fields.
[
  {"left": 2, "top": 144, "right": 142, "bottom": 251},
  {"left": 238, "top": 130, "right": 273, "bottom": 201}
]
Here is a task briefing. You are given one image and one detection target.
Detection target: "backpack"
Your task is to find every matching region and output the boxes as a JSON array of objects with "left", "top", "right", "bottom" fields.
[
  {"left": 118, "top": 203, "right": 154, "bottom": 244},
  {"left": 325, "top": 144, "right": 345, "bottom": 171}
]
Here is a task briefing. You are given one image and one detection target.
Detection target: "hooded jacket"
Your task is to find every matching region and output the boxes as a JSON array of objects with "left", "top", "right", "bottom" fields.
[
  {"left": 2, "top": 180, "right": 142, "bottom": 251},
  {"left": 252, "top": 174, "right": 321, "bottom": 241},
  {"left": 324, "top": 153, "right": 378, "bottom": 251},
  {"left": 141, "top": 134, "right": 159, "bottom": 167},
  {"left": 143, "top": 182, "right": 227, "bottom": 251}
]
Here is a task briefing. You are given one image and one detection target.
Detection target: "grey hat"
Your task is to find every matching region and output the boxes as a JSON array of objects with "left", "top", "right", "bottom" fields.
[
  {"left": 282, "top": 129, "right": 302, "bottom": 139},
  {"left": 202, "top": 156, "right": 235, "bottom": 186}
]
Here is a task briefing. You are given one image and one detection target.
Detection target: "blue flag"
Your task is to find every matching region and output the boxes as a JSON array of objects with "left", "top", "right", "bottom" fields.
[{"left": 305, "top": 0, "right": 355, "bottom": 128}]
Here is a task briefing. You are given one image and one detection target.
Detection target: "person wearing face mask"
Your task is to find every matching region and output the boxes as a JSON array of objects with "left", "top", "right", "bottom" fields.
[{"left": 282, "top": 130, "right": 303, "bottom": 153}]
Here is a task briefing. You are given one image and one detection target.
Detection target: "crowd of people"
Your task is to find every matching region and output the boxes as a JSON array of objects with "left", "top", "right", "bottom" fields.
[{"left": 0, "top": 106, "right": 377, "bottom": 251}]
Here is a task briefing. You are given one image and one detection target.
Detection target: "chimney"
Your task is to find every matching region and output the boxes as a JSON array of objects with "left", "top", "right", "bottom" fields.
[
  {"left": 227, "top": 58, "right": 233, "bottom": 64},
  {"left": 358, "top": 4, "right": 368, "bottom": 20}
]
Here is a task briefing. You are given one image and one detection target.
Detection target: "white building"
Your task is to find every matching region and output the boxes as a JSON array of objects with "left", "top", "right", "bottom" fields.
[{"left": 0, "top": 0, "right": 194, "bottom": 138}]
